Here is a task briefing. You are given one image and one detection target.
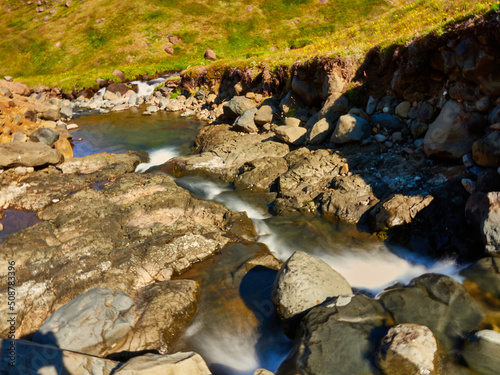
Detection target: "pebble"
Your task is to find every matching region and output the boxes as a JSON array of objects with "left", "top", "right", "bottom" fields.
[
  {"left": 14, "top": 166, "right": 27, "bottom": 176},
  {"left": 4, "top": 76, "right": 13, "bottom": 82},
  {"left": 469, "top": 166, "right": 483, "bottom": 176},
  {"left": 383, "top": 106, "right": 390, "bottom": 113},
  {"left": 391, "top": 132, "right": 403, "bottom": 142},
  {"left": 52, "top": 199, "right": 60, "bottom": 203},
  {"left": 384, "top": 141, "right": 393, "bottom": 148},
  {"left": 461, "top": 179, "right": 476, "bottom": 194},
  {"left": 374, "top": 134, "right": 387, "bottom": 143},
  {"left": 463, "top": 153, "right": 474, "bottom": 168},
  {"left": 403, "top": 147, "right": 414, "bottom": 155}
]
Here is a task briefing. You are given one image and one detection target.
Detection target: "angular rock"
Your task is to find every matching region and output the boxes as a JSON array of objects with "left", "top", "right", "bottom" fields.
[
  {"left": 0, "top": 142, "right": 63, "bottom": 168},
  {"left": 235, "top": 156, "right": 288, "bottom": 193},
  {"left": 272, "top": 251, "right": 352, "bottom": 335},
  {"left": 112, "top": 69, "right": 126, "bottom": 82},
  {"left": 292, "top": 76, "right": 321, "bottom": 106},
  {"left": 408, "top": 102, "right": 435, "bottom": 123},
  {"left": 370, "top": 194, "right": 434, "bottom": 231},
  {"left": 33, "top": 288, "right": 135, "bottom": 356},
  {"left": 371, "top": 113, "right": 403, "bottom": 130},
  {"left": 379, "top": 273, "right": 486, "bottom": 352},
  {"left": 307, "top": 117, "right": 335, "bottom": 144},
  {"left": 318, "top": 92, "right": 349, "bottom": 122},
  {"left": 40, "top": 108, "right": 61, "bottom": 121},
  {"left": 463, "top": 330, "right": 500, "bottom": 375},
  {"left": 322, "top": 71, "right": 344, "bottom": 98},
  {"left": 280, "top": 91, "right": 305, "bottom": 116},
  {"left": 60, "top": 105, "right": 73, "bottom": 120},
  {"left": 278, "top": 295, "right": 390, "bottom": 375},
  {"left": 395, "top": 101, "right": 411, "bottom": 118},
  {"left": 223, "top": 96, "right": 256, "bottom": 120},
  {"left": 29, "top": 127, "right": 60, "bottom": 147},
  {"left": 58, "top": 152, "right": 141, "bottom": 175},
  {"left": 274, "top": 125, "right": 307, "bottom": 146},
  {"left": 107, "top": 83, "right": 131, "bottom": 95},
  {"left": 233, "top": 108, "right": 259, "bottom": 133},
  {"left": 0, "top": 339, "right": 120, "bottom": 375},
  {"left": 366, "top": 96, "right": 377, "bottom": 115},
  {"left": 379, "top": 324, "right": 438, "bottom": 375},
  {"left": 472, "top": 131, "right": 500, "bottom": 167},
  {"left": 204, "top": 49, "right": 217, "bottom": 61},
  {"left": 114, "top": 352, "right": 211, "bottom": 375},
  {"left": 424, "top": 100, "right": 478, "bottom": 159},
  {"left": 284, "top": 117, "right": 301, "bottom": 127},
  {"left": 331, "top": 114, "right": 369, "bottom": 144},
  {"left": 460, "top": 257, "right": 500, "bottom": 300},
  {"left": 254, "top": 104, "right": 277, "bottom": 125},
  {"left": 103, "top": 90, "right": 120, "bottom": 101}
]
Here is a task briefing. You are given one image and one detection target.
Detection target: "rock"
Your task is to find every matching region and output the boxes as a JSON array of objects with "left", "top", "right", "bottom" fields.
[
  {"left": 60, "top": 105, "right": 73, "bottom": 120},
  {"left": 54, "top": 137, "right": 74, "bottom": 160},
  {"left": 103, "top": 90, "right": 120, "bottom": 101},
  {"left": 463, "top": 330, "right": 500, "bottom": 375},
  {"left": 348, "top": 107, "right": 369, "bottom": 121},
  {"left": 114, "top": 352, "right": 211, "bottom": 375},
  {"left": 320, "top": 174, "right": 380, "bottom": 224},
  {"left": 112, "top": 69, "right": 126, "bottom": 82},
  {"left": 424, "top": 100, "right": 479, "bottom": 159},
  {"left": 277, "top": 295, "right": 389, "bottom": 375},
  {"left": 284, "top": 117, "right": 301, "bottom": 127},
  {"left": 379, "top": 324, "right": 438, "bottom": 375},
  {"left": 379, "top": 273, "right": 486, "bottom": 352},
  {"left": 461, "top": 178, "right": 477, "bottom": 194},
  {"left": 223, "top": 96, "right": 257, "bottom": 120},
  {"left": 204, "top": 48, "right": 217, "bottom": 61},
  {"left": 461, "top": 257, "right": 500, "bottom": 299},
  {"left": 144, "top": 105, "right": 159, "bottom": 115},
  {"left": 408, "top": 102, "right": 435, "bottom": 123},
  {"left": 58, "top": 152, "right": 141, "bottom": 175},
  {"left": 235, "top": 157, "right": 288, "bottom": 193},
  {"left": 255, "top": 104, "right": 278, "bottom": 125},
  {"left": 40, "top": 108, "right": 61, "bottom": 121},
  {"left": 395, "top": 101, "right": 411, "bottom": 118},
  {"left": 165, "top": 99, "right": 182, "bottom": 112},
  {"left": 476, "top": 96, "right": 491, "bottom": 112},
  {"left": 465, "top": 191, "right": 500, "bottom": 254},
  {"left": 280, "top": 91, "right": 305, "bottom": 116},
  {"left": 168, "top": 35, "right": 182, "bottom": 44},
  {"left": 318, "top": 92, "right": 349, "bottom": 122},
  {"left": 370, "top": 194, "right": 434, "bottom": 231},
  {"left": 111, "top": 104, "right": 129, "bottom": 112},
  {"left": 107, "top": 83, "right": 131, "bottom": 95},
  {"left": 128, "top": 93, "right": 138, "bottom": 106},
  {"left": 0, "top": 339, "right": 120, "bottom": 374},
  {"left": 322, "top": 71, "right": 344, "bottom": 98},
  {"left": 29, "top": 128, "right": 60, "bottom": 147},
  {"left": 116, "top": 280, "right": 198, "bottom": 353},
  {"left": 272, "top": 251, "right": 352, "bottom": 335},
  {"left": 65, "top": 0, "right": 73, "bottom": 7},
  {"left": 4, "top": 76, "right": 13, "bottom": 81},
  {"left": 331, "top": 114, "right": 369, "bottom": 144},
  {"left": 233, "top": 108, "right": 259, "bottom": 133},
  {"left": 11, "top": 132, "right": 27, "bottom": 142},
  {"left": 33, "top": 288, "right": 135, "bottom": 356},
  {"left": 254, "top": 369, "right": 275, "bottom": 375},
  {"left": 410, "top": 121, "right": 428, "bottom": 138},
  {"left": 0, "top": 142, "right": 62, "bottom": 168},
  {"left": 366, "top": 96, "right": 377, "bottom": 114},
  {"left": 489, "top": 105, "right": 500, "bottom": 124},
  {"left": 472, "top": 131, "right": 500, "bottom": 167},
  {"left": 292, "top": 76, "right": 321, "bottom": 106},
  {"left": 371, "top": 113, "right": 403, "bottom": 130},
  {"left": 163, "top": 42, "right": 174, "bottom": 55},
  {"left": 0, "top": 79, "right": 31, "bottom": 96},
  {"left": 392, "top": 132, "right": 403, "bottom": 142},
  {"left": 274, "top": 125, "right": 307, "bottom": 146},
  {"left": 307, "top": 117, "right": 335, "bottom": 144},
  {"left": 374, "top": 134, "right": 387, "bottom": 143},
  {"left": 0, "top": 87, "right": 13, "bottom": 98}
]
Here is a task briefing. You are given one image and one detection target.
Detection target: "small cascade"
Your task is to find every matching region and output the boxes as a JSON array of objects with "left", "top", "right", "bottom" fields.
[{"left": 135, "top": 146, "right": 180, "bottom": 173}]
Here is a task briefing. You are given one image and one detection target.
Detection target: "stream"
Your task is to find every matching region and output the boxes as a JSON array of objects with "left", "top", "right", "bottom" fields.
[{"left": 69, "top": 107, "right": 465, "bottom": 374}]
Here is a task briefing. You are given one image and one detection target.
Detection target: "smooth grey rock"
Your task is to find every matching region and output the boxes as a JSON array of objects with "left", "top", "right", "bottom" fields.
[
  {"left": 379, "top": 273, "right": 486, "bottom": 352},
  {"left": 348, "top": 107, "right": 369, "bottom": 121},
  {"left": 379, "top": 324, "right": 438, "bottom": 375},
  {"left": 233, "top": 108, "right": 259, "bottom": 133},
  {"left": 374, "top": 134, "right": 387, "bottom": 143},
  {"left": 472, "top": 131, "right": 500, "bottom": 167},
  {"left": 284, "top": 117, "right": 301, "bottom": 127},
  {"left": 0, "top": 87, "right": 13, "bottom": 98},
  {"left": 4, "top": 76, "right": 13, "bottom": 82},
  {"left": 235, "top": 156, "right": 288, "bottom": 193},
  {"left": 144, "top": 105, "right": 159, "bottom": 114},
  {"left": 331, "top": 114, "right": 369, "bottom": 144},
  {"left": 410, "top": 121, "right": 429, "bottom": 138},
  {"left": 33, "top": 288, "right": 135, "bottom": 356},
  {"left": 60, "top": 105, "right": 73, "bottom": 120},
  {"left": 165, "top": 99, "right": 182, "bottom": 112},
  {"left": 128, "top": 93, "right": 138, "bottom": 106},
  {"left": 11, "top": 132, "right": 27, "bottom": 142},
  {"left": 395, "top": 101, "right": 411, "bottom": 118},
  {"left": 408, "top": 102, "right": 435, "bottom": 123},
  {"left": 463, "top": 330, "right": 500, "bottom": 375},
  {"left": 366, "top": 96, "right": 377, "bottom": 114},
  {"left": 223, "top": 96, "right": 256, "bottom": 119},
  {"left": 274, "top": 126, "right": 307, "bottom": 146},
  {"left": 254, "top": 104, "right": 277, "bottom": 125},
  {"left": 318, "top": 93, "right": 349, "bottom": 122},
  {"left": 279, "top": 91, "right": 305, "bottom": 116},
  {"left": 371, "top": 113, "right": 403, "bottom": 130},
  {"left": 322, "top": 72, "right": 344, "bottom": 98},
  {"left": 40, "top": 108, "right": 61, "bottom": 121},
  {"left": 114, "top": 352, "right": 211, "bottom": 375},
  {"left": 0, "top": 339, "right": 120, "bottom": 375},
  {"left": 272, "top": 251, "right": 352, "bottom": 335},
  {"left": 103, "top": 90, "right": 120, "bottom": 101},
  {"left": 307, "top": 117, "right": 335, "bottom": 144},
  {"left": 0, "top": 142, "right": 63, "bottom": 168},
  {"left": 29, "top": 127, "right": 60, "bottom": 147},
  {"left": 111, "top": 104, "right": 129, "bottom": 112}
]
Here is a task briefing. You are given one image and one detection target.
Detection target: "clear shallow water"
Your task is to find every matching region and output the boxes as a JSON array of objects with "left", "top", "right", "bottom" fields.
[{"left": 68, "top": 109, "right": 463, "bottom": 374}]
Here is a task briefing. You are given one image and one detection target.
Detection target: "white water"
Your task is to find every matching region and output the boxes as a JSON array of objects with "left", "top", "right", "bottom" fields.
[
  {"left": 135, "top": 146, "right": 180, "bottom": 173},
  {"left": 178, "top": 177, "right": 463, "bottom": 293}
]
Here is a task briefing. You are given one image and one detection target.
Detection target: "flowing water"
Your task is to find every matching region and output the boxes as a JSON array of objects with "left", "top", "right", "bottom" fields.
[{"left": 69, "top": 107, "right": 465, "bottom": 374}]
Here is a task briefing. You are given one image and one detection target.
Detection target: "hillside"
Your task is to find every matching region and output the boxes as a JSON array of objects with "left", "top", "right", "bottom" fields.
[{"left": 0, "top": 0, "right": 493, "bottom": 89}]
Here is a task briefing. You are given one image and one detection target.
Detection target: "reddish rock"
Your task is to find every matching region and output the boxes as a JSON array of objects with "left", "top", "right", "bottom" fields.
[
  {"left": 204, "top": 49, "right": 217, "bottom": 61},
  {"left": 112, "top": 69, "right": 126, "bottom": 82}
]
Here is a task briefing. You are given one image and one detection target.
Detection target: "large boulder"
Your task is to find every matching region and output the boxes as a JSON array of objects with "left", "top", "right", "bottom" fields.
[
  {"left": 223, "top": 96, "right": 257, "bottom": 120},
  {"left": 322, "top": 71, "right": 344, "bottom": 98},
  {"left": 234, "top": 156, "right": 288, "bottom": 193},
  {"left": 463, "top": 330, "right": 500, "bottom": 375},
  {"left": 58, "top": 152, "right": 141, "bottom": 175},
  {"left": 274, "top": 125, "right": 307, "bottom": 146},
  {"left": 465, "top": 191, "right": 500, "bottom": 254},
  {"left": 254, "top": 104, "right": 278, "bottom": 125},
  {"left": 233, "top": 108, "right": 259, "bottom": 133},
  {"left": 460, "top": 257, "right": 500, "bottom": 299},
  {"left": 330, "top": 114, "right": 369, "bottom": 144},
  {"left": 107, "top": 83, "right": 131, "bottom": 95},
  {"left": 318, "top": 92, "right": 349, "bottom": 123},
  {"left": 0, "top": 79, "right": 31, "bottom": 96},
  {"left": 472, "top": 131, "right": 500, "bottom": 167},
  {"left": 277, "top": 295, "right": 390, "bottom": 375},
  {"left": 379, "top": 324, "right": 439, "bottom": 375},
  {"left": 0, "top": 142, "right": 63, "bottom": 168},
  {"left": 291, "top": 76, "right": 321, "bottom": 106},
  {"left": 424, "top": 100, "right": 478, "bottom": 159},
  {"left": 369, "top": 194, "right": 434, "bottom": 231},
  {"left": 307, "top": 117, "right": 335, "bottom": 144},
  {"left": 33, "top": 288, "right": 135, "bottom": 356},
  {"left": 379, "top": 273, "right": 486, "bottom": 352},
  {"left": 272, "top": 251, "right": 352, "bottom": 335},
  {"left": 29, "top": 128, "right": 60, "bottom": 147},
  {"left": 114, "top": 352, "right": 211, "bottom": 375}
]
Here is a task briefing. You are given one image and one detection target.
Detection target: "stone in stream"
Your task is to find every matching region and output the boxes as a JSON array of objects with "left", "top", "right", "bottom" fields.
[
  {"left": 60, "top": 105, "right": 73, "bottom": 120},
  {"left": 0, "top": 141, "right": 63, "bottom": 168},
  {"left": 234, "top": 156, "right": 288, "bottom": 193},
  {"left": 33, "top": 288, "right": 135, "bottom": 356},
  {"left": 272, "top": 251, "right": 352, "bottom": 336},
  {"left": 462, "top": 330, "right": 500, "bottom": 375},
  {"left": 378, "top": 324, "right": 439, "bottom": 375},
  {"left": 29, "top": 127, "right": 60, "bottom": 147},
  {"left": 277, "top": 295, "right": 390, "bottom": 375},
  {"left": 114, "top": 352, "right": 211, "bottom": 375},
  {"left": 460, "top": 257, "right": 500, "bottom": 299}
]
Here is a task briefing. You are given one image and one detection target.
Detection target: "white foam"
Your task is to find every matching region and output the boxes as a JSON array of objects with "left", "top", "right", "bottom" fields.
[
  {"left": 135, "top": 146, "right": 179, "bottom": 173},
  {"left": 129, "top": 77, "right": 167, "bottom": 97}
]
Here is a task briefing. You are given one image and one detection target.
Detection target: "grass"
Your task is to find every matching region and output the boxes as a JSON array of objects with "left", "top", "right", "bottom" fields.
[{"left": 0, "top": 0, "right": 494, "bottom": 90}]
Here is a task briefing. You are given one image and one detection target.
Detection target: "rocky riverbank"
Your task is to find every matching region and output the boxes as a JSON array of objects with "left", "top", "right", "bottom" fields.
[{"left": 1, "top": 12, "right": 500, "bottom": 375}]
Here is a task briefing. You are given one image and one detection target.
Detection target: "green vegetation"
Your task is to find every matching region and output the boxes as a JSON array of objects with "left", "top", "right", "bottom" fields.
[{"left": 0, "top": 0, "right": 492, "bottom": 89}]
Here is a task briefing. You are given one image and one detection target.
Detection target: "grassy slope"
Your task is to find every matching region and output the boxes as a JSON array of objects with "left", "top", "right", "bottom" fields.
[{"left": 0, "top": 0, "right": 493, "bottom": 90}]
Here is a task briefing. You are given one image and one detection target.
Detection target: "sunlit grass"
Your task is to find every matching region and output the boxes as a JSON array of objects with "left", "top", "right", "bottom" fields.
[{"left": 0, "top": 0, "right": 493, "bottom": 89}]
